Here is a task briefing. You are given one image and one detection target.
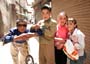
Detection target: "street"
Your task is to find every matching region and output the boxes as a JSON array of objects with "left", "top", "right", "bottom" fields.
[
  {"left": 0, "top": 37, "right": 39, "bottom": 64},
  {"left": 0, "top": 43, "right": 13, "bottom": 64}
]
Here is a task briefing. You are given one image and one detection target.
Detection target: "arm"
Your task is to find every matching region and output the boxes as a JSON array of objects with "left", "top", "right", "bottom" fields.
[
  {"left": 54, "top": 37, "right": 65, "bottom": 43},
  {"left": 30, "top": 25, "right": 43, "bottom": 36},
  {"left": 3, "top": 30, "right": 14, "bottom": 43},
  {"left": 13, "top": 33, "right": 38, "bottom": 42},
  {"left": 3, "top": 29, "right": 37, "bottom": 43},
  {"left": 54, "top": 37, "right": 66, "bottom": 49},
  {"left": 74, "top": 34, "right": 85, "bottom": 50}
]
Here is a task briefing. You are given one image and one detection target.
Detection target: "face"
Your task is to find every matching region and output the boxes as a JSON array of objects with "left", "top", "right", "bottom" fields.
[
  {"left": 67, "top": 21, "right": 76, "bottom": 32},
  {"left": 17, "top": 22, "right": 27, "bottom": 33},
  {"left": 57, "top": 15, "right": 67, "bottom": 26},
  {"left": 41, "top": 9, "right": 51, "bottom": 20}
]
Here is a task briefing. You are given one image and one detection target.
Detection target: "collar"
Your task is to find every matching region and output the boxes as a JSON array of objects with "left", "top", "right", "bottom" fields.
[
  {"left": 44, "top": 18, "right": 51, "bottom": 23},
  {"left": 69, "top": 28, "right": 78, "bottom": 35}
]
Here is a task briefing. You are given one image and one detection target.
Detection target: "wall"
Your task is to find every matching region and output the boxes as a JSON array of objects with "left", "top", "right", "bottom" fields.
[
  {"left": 0, "top": 0, "right": 10, "bottom": 34},
  {"left": 52, "top": 0, "right": 90, "bottom": 64},
  {"left": 0, "top": 11, "right": 4, "bottom": 38},
  {"left": 0, "top": 0, "right": 27, "bottom": 35}
]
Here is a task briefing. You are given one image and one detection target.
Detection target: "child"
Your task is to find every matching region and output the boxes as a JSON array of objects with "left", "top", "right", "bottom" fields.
[
  {"left": 67, "top": 18, "right": 85, "bottom": 64},
  {"left": 31, "top": 5, "right": 57, "bottom": 64},
  {"left": 3, "top": 19, "right": 37, "bottom": 64},
  {"left": 54, "top": 11, "right": 68, "bottom": 64},
  {"left": 38, "top": 5, "right": 57, "bottom": 64}
]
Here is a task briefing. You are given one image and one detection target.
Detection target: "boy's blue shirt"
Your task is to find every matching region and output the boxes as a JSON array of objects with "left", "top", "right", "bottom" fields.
[
  {"left": 3, "top": 27, "right": 43, "bottom": 43},
  {"left": 3, "top": 28, "right": 29, "bottom": 43}
]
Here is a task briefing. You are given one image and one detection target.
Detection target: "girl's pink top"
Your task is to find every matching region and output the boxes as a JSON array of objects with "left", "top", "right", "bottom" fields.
[{"left": 55, "top": 25, "right": 68, "bottom": 45}]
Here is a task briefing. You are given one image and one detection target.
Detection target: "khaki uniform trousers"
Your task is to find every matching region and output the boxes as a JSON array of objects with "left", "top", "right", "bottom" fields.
[
  {"left": 10, "top": 42, "right": 28, "bottom": 64},
  {"left": 39, "top": 43, "right": 55, "bottom": 64}
]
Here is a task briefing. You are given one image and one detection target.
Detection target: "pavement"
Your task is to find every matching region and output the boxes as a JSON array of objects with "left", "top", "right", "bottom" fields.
[
  {"left": 0, "top": 38, "right": 70, "bottom": 64},
  {"left": 0, "top": 37, "right": 39, "bottom": 64},
  {"left": 0, "top": 42, "right": 13, "bottom": 64}
]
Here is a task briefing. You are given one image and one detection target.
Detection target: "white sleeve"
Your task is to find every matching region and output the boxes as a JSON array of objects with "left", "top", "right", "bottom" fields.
[{"left": 74, "top": 34, "right": 85, "bottom": 50}]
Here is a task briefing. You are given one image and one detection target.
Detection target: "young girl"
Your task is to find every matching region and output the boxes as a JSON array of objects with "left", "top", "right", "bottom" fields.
[
  {"left": 55, "top": 11, "right": 68, "bottom": 64},
  {"left": 67, "top": 18, "right": 85, "bottom": 64}
]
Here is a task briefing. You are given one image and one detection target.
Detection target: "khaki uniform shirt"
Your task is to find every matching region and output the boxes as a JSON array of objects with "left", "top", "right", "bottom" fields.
[{"left": 37, "top": 19, "right": 57, "bottom": 44}]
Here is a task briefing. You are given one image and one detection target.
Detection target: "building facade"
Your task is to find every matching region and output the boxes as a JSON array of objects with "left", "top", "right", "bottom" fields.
[{"left": 0, "top": 0, "right": 28, "bottom": 37}]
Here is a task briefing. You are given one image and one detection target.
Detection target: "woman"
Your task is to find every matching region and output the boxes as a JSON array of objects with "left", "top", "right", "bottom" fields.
[
  {"left": 67, "top": 18, "right": 85, "bottom": 64},
  {"left": 54, "top": 11, "right": 68, "bottom": 64}
]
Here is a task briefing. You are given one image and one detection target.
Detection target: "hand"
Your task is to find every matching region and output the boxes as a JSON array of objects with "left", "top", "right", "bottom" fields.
[
  {"left": 71, "top": 35, "right": 78, "bottom": 43},
  {"left": 13, "top": 34, "right": 28, "bottom": 41},
  {"left": 13, "top": 33, "right": 31, "bottom": 41},
  {"left": 13, "top": 33, "right": 38, "bottom": 42},
  {"left": 55, "top": 37, "right": 65, "bottom": 43},
  {"left": 27, "top": 33, "right": 38, "bottom": 37},
  {"left": 34, "top": 24, "right": 40, "bottom": 30},
  {"left": 56, "top": 44, "right": 64, "bottom": 50},
  {"left": 13, "top": 35, "right": 24, "bottom": 42},
  {"left": 31, "top": 24, "right": 40, "bottom": 30}
]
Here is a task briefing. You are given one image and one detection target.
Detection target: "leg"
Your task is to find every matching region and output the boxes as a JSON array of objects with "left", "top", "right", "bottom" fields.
[
  {"left": 11, "top": 43, "right": 18, "bottom": 64},
  {"left": 19, "top": 43, "right": 28, "bottom": 64},
  {"left": 39, "top": 44, "right": 45, "bottom": 64},
  {"left": 45, "top": 43, "right": 55, "bottom": 64},
  {"left": 55, "top": 47, "right": 67, "bottom": 64},
  {"left": 70, "top": 56, "right": 85, "bottom": 64}
]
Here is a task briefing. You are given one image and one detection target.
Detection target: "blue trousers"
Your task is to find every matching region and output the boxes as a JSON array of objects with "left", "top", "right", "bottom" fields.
[{"left": 70, "top": 56, "right": 85, "bottom": 64}]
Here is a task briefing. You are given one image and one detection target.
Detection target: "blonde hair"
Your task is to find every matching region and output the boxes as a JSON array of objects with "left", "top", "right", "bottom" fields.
[{"left": 57, "top": 11, "right": 68, "bottom": 21}]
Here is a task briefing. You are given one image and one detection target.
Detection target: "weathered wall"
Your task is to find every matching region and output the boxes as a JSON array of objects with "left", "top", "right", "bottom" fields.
[
  {"left": 0, "top": 0, "right": 11, "bottom": 34},
  {"left": 0, "top": 0, "right": 27, "bottom": 35},
  {"left": 0, "top": 0, "right": 17, "bottom": 34},
  {"left": 0, "top": 11, "right": 4, "bottom": 37},
  {"left": 52, "top": 0, "right": 90, "bottom": 64}
]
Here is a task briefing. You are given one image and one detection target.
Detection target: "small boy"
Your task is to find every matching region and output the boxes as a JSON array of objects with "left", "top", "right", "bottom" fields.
[{"left": 32, "top": 5, "right": 57, "bottom": 64}]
